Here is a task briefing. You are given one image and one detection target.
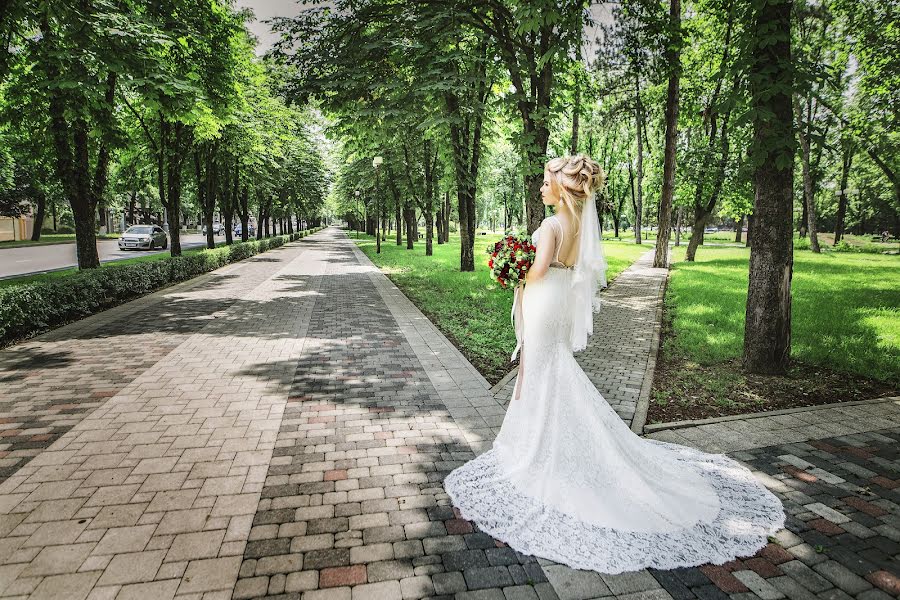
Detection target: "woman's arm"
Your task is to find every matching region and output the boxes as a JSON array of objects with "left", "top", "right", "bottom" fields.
[{"left": 525, "top": 220, "right": 556, "bottom": 284}]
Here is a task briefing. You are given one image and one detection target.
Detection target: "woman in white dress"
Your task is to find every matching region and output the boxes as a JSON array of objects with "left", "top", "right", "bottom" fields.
[{"left": 444, "top": 155, "right": 785, "bottom": 574}]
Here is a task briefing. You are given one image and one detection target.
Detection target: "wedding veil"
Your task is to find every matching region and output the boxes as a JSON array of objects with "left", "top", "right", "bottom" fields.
[{"left": 570, "top": 194, "right": 608, "bottom": 353}]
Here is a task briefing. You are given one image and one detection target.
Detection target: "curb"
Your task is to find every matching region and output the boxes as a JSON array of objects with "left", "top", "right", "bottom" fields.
[
  {"left": 642, "top": 395, "right": 900, "bottom": 433},
  {"left": 489, "top": 367, "right": 518, "bottom": 395},
  {"left": 630, "top": 250, "right": 668, "bottom": 435}
]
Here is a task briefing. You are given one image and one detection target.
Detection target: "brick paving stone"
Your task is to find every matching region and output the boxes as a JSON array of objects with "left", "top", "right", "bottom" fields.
[
  {"left": 812, "top": 561, "right": 873, "bottom": 595},
  {"left": 465, "top": 566, "right": 515, "bottom": 590},
  {"left": 542, "top": 565, "right": 610, "bottom": 600},
  {"left": 768, "top": 576, "right": 819, "bottom": 600},
  {"left": 779, "top": 561, "right": 833, "bottom": 593},
  {"left": 856, "top": 590, "right": 896, "bottom": 600},
  {"left": 320, "top": 564, "right": 367, "bottom": 588},
  {"left": 503, "top": 585, "right": 541, "bottom": 600},
  {"left": 698, "top": 566, "right": 750, "bottom": 594},
  {"left": 351, "top": 580, "right": 402, "bottom": 600},
  {"left": 863, "top": 571, "right": 899, "bottom": 596},
  {"left": 692, "top": 584, "right": 731, "bottom": 600},
  {"left": 650, "top": 568, "right": 698, "bottom": 600},
  {"left": 732, "top": 570, "right": 786, "bottom": 600},
  {"left": 600, "top": 570, "right": 663, "bottom": 595},
  {"left": 399, "top": 574, "right": 434, "bottom": 599}
]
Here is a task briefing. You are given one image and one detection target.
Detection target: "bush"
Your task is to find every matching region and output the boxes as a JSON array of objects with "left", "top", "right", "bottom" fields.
[
  {"left": 56, "top": 226, "right": 75, "bottom": 234},
  {"left": 833, "top": 240, "right": 857, "bottom": 253},
  {"left": 0, "top": 231, "right": 312, "bottom": 346}
]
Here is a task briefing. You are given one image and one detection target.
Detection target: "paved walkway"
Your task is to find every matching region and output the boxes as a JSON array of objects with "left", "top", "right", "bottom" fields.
[
  {"left": 0, "top": 228, "right": 897, "bottom": 600},
  {"left": 493, "top": 249, "right": 667, "bottom": 430}
]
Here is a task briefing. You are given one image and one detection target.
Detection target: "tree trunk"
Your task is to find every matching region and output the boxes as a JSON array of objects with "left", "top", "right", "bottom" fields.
[
  {"left": 570, "top": 70, "right": 580, "bottom": 155},
  {"left": 834, "top": 139, "right": 853, "bottom": 244},
  {"left": 794, "top": 96, "right": 820, "bottom": 252},
  {"left": 423, "top": 139, "right": 437, "bottom": 256},
  {"left": 633, "top": 72, "right": 644, "bottom": 245},
  {"left": 653, "top": 0, "right": 681, "bottom": 268},
  {"left": 404, "top": 204, "right": 415, "bottom": 250},
  {"left": 161, "top": 119, "right": 187, "bottom": 257},
  {"left": 685, "top": 208, "right": 707, "bottom": 261},
  {"left": 444, "top": 191, "right": 451, "bottom": 242},
  {"left": 239, "top": 185, "right": 249, "bottom": 242},
  {"left": 41, "top": 30, "right": 101, "bottom": 269},
  {"left": 627, "top": 157, "right": 638, "bottom": 243},
  {"left": 445, "top": 82, "right": 483, "bottom": 269},
  {"left": 674, "top": 206, "right": 683, "bottom": 246},
  {"left": 798, "top": 195, "right": 808, "bottom": 237},
  {"left": 743, "top": 0, "right": 794, "bottom": 376},
  {"left": 255, "top": 199, "right": 263, "bottom": 240},
  {"left": 194, "top": 145, "right": 217, "bottom": 250},
  {"left": 31, "top": 190, "right": 46, "bottom": 241},
  {"left": 127, "top": 190, "right": 136, "bottom": 225},
  {"left": 735, "top": 215, "right": 743, "bottom": 243}
]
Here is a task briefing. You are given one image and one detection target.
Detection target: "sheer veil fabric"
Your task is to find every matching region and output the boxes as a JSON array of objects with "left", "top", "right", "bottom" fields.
[{"left": 443, "top": 198, "right": 786, "bottom": 574}]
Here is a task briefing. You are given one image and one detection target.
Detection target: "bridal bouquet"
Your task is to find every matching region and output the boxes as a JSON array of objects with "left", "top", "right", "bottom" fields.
[{"left": 486, "top": 234, "right": 536, "bottom": 289}]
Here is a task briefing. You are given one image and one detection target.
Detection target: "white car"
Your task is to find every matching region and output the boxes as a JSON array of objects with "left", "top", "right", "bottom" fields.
[
  {"left": 202, "top": 222, "right": 224, "bottom": 235},
  {"left": 118, "top": 225, "right": 168, "bottom": 250}
]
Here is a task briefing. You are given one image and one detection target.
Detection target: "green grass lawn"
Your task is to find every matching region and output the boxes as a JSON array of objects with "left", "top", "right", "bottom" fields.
[
  {"left": 354, "top": 230, "right": 648, "bottom": 384},
  {"left": 0, "top": 241, "right": 228, "bottom": 289},
  {"left": 664, "top": 246, "right": 900, "bottom": 385}
]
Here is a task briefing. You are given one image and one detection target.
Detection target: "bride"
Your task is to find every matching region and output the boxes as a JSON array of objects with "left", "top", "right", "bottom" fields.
[{"left": 443, "top": 155, "right": 785, "bottom": 574}]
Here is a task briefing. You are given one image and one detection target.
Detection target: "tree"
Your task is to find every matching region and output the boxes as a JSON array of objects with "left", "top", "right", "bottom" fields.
[
  {"left": 742, "top": 0, "right": 796, "bottom": 375},
  {"left": 441, "top": 1, "right": 591, "bottom": 235},
  {"left": 654, "top": 0, "right": 683, "bottom": 268},
  {"left": 680, "top": 1, "right": 744, "bottom": 262},
  {"left": 4, "top": 2, "right": 157, "bottom": 267}
]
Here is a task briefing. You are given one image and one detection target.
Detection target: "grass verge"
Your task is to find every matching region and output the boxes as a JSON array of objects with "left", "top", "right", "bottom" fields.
[
  {"left": 649, "top": 245, "right": 900, "bottom": 423},
  {"left": 354, "top": 230, "right": 648, "bottom": 384}
]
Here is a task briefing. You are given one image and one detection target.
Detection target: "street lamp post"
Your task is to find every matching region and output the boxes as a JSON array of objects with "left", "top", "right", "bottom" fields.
[
  {"left": 354, "top": 190, "right": 360, "bottom": 238},
  {"left": 373, "top": 156, "right": 383, "bottom": 254}
]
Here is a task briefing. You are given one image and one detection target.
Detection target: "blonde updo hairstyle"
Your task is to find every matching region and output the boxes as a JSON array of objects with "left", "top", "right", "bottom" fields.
[{"left": 545, "top": 154, "right": 606, "bottom": 232}]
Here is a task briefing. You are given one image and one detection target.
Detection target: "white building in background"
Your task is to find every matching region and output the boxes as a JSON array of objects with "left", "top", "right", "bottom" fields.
[{"left": 0, "top": 213, "right": 34, "bottom": 242}]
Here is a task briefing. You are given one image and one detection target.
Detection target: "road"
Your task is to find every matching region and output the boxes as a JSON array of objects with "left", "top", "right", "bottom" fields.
[{"left": 0, "top": 233, "right": 214, "bottom": 279}]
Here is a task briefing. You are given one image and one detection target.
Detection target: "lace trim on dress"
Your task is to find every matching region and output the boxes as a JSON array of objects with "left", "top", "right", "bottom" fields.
[{"left": 444, "top": 443, "right": 785, "bottom": 574}]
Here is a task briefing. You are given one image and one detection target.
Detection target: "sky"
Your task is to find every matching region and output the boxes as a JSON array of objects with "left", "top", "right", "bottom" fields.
[{"left": 236, "top": 1, "right": 617, "bottom": 57}]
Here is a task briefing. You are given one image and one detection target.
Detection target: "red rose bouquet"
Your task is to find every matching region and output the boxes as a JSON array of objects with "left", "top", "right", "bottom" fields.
[{"left": 486, "top": 234, "right": 536, "bottom": 289}]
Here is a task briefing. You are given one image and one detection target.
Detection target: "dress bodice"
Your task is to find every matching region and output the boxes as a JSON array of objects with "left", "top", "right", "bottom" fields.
[{"left": 533, "top": 215, "right": 575, "bottom": 270}]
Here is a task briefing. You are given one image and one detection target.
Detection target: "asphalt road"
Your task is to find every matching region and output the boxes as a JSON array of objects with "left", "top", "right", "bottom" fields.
[{"left": 0, "top": 233, "right": 215, "bottom": 280}]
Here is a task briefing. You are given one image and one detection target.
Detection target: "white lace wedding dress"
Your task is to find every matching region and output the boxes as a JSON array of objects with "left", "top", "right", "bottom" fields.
[{"left": 444, "top": 216, "right": 786, "bottom": 574}]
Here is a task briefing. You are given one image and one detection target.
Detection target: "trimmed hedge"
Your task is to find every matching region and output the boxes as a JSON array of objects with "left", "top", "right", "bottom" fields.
[{"left": 0, "top": 227, "right": 324, "bottom": 346}]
